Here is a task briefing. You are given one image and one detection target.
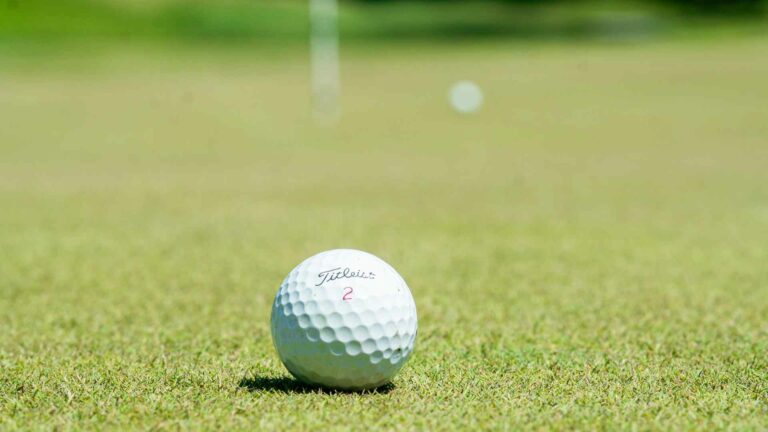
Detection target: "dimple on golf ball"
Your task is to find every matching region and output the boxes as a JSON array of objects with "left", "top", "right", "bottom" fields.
[{"left": 270, "top": 249, "right": 417, "bottom": 390}]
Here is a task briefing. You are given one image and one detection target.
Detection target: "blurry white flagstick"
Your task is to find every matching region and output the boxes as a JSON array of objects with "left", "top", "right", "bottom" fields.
[{"left": 310, "top": 0, "right": 341, "bottom": 124}]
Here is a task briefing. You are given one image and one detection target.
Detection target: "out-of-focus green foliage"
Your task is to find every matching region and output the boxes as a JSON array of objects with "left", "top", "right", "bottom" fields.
[
  {"left": 353, "top": 0, "right": 767, "bottom": 15},
  {"left": 0, "top": 0, "right": 310, "bottom": 41},
  {"left": 657, "top": 0, "right": 766, "bottom": 14},
  {"left": 156, "top": 2, "right": 309, "bottom": 41},
  {"left": 0, "top": 0, "right": 765, "bottom": 44},
  {"left": 0, "top": 0, "right": 147, "bottom": 39}
]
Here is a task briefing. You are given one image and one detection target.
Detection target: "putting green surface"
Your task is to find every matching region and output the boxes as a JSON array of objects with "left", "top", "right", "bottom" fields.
[{"left": 1, "top": 37, "right": 767, "bottom": 429}]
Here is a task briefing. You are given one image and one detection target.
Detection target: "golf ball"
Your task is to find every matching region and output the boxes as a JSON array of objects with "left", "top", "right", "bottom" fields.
[
  {"left": 270, "top": 249, "right": 417, "bottom": 390},
  {"left": 449, "top": 80, "right": 484, "bottom": 114}
]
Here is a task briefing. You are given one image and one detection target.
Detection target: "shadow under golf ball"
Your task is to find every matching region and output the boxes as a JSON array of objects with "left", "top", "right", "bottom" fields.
[{"left": 238, "top": 375, "right": 396, "bottom": 394}]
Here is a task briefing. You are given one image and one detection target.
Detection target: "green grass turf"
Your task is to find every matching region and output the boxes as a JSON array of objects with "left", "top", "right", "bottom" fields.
[{"left": 1, "top": 36, "right": 768, "bottom": 429}]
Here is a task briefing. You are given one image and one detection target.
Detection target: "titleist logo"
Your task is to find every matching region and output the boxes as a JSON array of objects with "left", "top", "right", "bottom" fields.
[{"left": 315, "top": 267, "right": 376, "bottom": 287}]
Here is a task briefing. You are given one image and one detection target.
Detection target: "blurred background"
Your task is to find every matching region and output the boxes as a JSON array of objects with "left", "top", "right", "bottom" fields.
[
  {"left": 1, "top": 0, "right": 767, "bottom": 333},
  {"left": 2, "top": 0, "right": 767, "bottom": 43}
]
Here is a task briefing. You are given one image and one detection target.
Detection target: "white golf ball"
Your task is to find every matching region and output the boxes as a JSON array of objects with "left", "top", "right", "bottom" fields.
[
  {"left": 449, "top": 80, "right": 484, "bottom": 114},
  {"left": 270, "top": 249, "right": 417, "bottom": 390}
]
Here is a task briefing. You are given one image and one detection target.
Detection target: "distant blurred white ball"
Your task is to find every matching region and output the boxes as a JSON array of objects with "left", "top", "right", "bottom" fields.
[{"left": 449, "top": 81, "right": 483, "bottom": 114}]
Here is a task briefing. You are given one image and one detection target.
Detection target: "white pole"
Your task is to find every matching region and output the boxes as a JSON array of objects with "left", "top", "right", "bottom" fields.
[{"left": 310, "top": 0, "right": 341, "bottom": 124}]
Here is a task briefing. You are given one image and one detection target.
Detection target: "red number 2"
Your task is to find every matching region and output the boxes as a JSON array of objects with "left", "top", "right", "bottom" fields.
[{"left": 342, "top": 287, "right": 353, "bottom": 301}]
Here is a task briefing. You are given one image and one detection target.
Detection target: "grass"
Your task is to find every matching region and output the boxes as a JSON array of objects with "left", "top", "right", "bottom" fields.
[{"left": 1, "top": 34, "right": 768, "bottom": 429}]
